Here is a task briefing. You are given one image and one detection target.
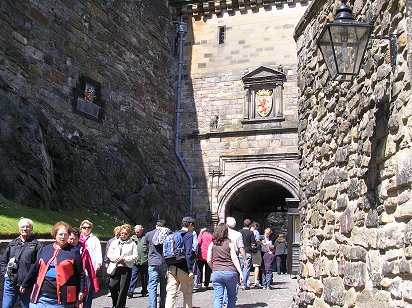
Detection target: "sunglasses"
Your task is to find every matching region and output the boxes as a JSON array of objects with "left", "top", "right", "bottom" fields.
[{"left": 82, "top": 226, "right": 92, "bottom": 229}]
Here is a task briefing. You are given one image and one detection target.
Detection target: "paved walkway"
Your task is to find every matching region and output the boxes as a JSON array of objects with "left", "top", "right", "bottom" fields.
[{"left": 93, "top": 274, "right": 297, "bottom": 308}]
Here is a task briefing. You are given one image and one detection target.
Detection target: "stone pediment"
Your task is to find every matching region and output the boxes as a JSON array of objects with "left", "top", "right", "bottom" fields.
[{"left": 242, "top": 66, "right": 286, "bottom": 88}]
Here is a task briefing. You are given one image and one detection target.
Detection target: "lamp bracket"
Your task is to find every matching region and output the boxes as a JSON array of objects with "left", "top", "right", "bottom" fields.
[{"left": 369, "top": 34, "right": 397, "bottom": 67}]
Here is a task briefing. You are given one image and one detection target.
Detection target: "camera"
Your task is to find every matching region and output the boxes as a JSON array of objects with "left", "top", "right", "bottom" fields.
[{"left": 7, "top": 257, "right": 18, "bottom": 271}]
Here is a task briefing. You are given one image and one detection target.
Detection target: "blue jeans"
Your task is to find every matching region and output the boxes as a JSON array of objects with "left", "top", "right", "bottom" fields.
[
  {"left": 29, "top": 295, "right": 75, "bottom": 307},
  {"left": 128, "top": 264, "right": 148, "bottom": 294},
  {"left": 148, "top": 263, "right": 167, "bottom": 308},
  {"left": 276, "top": 255, "right": 287, "bottom": 274},
  {"left": 262, "top": 270, "right": 273, "bottom": 288},
  {"left": 212, "top": 271, "right": 238, "bottom": 308},
  {"left": 2, "top": 277, "right": 31, "bottom": 308},
  {"left": 239, "top": 253, "right": 252, "bottom": 288},
  {"left": 83, "top": 275, "right": 94, "bottom": 308}
]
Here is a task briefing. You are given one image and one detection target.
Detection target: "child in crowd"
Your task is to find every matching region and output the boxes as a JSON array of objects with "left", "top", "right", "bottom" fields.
[{"left": 262, "top": 245, "right": 276, "bottom": 289}]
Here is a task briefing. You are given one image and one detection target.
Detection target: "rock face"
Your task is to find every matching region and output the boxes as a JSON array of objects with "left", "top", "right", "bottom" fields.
[
  {"left": 293, "top": 0, "right": 412, "bottom": 306},
  {"left": 0, "top": 0, "right": 189, "bottom": 228}
]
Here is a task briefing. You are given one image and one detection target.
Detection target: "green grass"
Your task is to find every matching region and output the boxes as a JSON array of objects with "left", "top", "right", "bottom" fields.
[{"left": 0, "top": 195, "right": 126, "bottom": 239}]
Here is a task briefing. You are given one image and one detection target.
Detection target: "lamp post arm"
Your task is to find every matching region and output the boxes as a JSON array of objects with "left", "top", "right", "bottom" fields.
[{"left": 369, "top": 34, "right": 397, "bottom": 67}]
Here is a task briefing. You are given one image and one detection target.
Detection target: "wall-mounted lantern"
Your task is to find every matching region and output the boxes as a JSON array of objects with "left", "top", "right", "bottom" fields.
[{"left": 317, "top": 0, "right": 396, "bottom": 82}]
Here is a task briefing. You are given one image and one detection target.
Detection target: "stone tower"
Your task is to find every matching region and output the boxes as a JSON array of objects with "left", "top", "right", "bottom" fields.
[
  {"left": 169, "top": 0, "right": 310, "bottom": 240},
  {"left": 294, "top": 0, "right": 412, "bottom": 306}
]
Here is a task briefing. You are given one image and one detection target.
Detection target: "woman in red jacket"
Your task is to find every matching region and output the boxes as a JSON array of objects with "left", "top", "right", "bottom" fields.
[
  {"left": 20, "top": 221, "right": 84, "bottom": 307},
  {"left": 195, "top": 228, "right": 213, "bottom": 289},
  {"left": 68, "top": 227, "right": 99, "bottom": 306}
]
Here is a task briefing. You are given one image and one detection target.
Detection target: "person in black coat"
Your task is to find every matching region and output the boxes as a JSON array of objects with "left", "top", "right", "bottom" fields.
[{"left": 0, "top": 218, "right": 42, "bottom": 308}]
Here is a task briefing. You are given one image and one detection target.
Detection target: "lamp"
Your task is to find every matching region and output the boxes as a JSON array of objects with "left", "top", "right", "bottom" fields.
[{"left": 317, "top": 0, "right": 396, "bottom": 82}]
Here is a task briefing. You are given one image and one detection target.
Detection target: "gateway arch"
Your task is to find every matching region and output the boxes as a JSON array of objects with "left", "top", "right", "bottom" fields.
[{"left": 216, "top": 166, "right": 299, "bottom": 230}]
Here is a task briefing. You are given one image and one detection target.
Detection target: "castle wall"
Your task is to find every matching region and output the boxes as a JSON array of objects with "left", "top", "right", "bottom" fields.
[
  {"left": 0, "top": 0, "right": 189, "bottom": 227},
  {"left": 294, "top": 0, "right": 412, "bottom": 306}
]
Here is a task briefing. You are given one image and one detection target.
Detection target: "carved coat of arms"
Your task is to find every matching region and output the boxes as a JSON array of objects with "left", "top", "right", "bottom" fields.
[{"left": 255, "top": 89, "right": 273, "bottom": 117}]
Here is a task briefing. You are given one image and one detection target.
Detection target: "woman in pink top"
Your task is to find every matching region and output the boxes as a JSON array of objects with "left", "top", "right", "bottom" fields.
[{"left": 195, "top": 228, "right": 213, "bottom": 289}]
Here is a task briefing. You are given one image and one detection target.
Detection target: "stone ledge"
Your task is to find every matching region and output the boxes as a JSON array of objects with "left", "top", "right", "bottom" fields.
[{"left": 170, "top": 0, "right": 311, "bottom": 16}]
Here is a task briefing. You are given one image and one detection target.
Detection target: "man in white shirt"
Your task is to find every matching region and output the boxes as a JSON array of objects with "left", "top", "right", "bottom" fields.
[{"left": 226, "top": 217, "right": 247, "bottom": 269}]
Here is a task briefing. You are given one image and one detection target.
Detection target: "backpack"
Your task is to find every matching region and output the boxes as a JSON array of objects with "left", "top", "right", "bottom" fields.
[
  {"left": 163, "top": 230, "right": 186, "bottom": 264},
  {"left": 152, "top": 227, "right": 172, "bottom": 246}
]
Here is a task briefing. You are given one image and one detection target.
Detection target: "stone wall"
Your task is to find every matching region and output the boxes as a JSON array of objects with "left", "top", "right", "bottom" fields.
[
  {"left": 0, "top": 0, "right": 188, "bottom": 228},
  {"left": 294, "top": 0, "right": 412, "bottom": 306}
]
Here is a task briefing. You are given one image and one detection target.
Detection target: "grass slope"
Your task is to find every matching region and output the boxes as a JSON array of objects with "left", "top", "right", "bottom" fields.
[{"left": 0, "top": 195, "right": 126, "bottom": 239}]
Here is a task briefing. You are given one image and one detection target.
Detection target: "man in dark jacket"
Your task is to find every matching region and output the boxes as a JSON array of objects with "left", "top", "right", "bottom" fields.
[
  {"left": 165, "top": 216, "right": 195, "bottom": 308},
  {"left": 128, "top": 224, "right": 148, "bottom": 298},
  {"left": 146, "top": 220, "right": 168, "bottom": 308},
  {"left": 0, "top": 218, "right": 43, "bottom": 308},
  {"left": 238, "top": 219, "right": 256, "bottom": 290}
]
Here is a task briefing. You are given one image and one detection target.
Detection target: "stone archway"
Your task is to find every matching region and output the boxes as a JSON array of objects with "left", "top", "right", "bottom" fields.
[{"left": 216, "top": 166, "right": 299, "bottom": 229}]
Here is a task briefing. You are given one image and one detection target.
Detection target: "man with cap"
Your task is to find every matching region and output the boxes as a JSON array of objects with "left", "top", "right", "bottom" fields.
[{"left": 165, "top": 216, "right": 195, "bottom": 308}]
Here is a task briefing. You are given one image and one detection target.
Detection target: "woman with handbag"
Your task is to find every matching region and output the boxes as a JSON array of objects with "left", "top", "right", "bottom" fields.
[
  {"left": 207, "top": 223, "right": 243, "bottom": 308},
  {"left": 19, "top": 221, "right": 84, "bottom": 307},
  {"left": 107, "top": 224, "right": 138, "bottom": 308}
]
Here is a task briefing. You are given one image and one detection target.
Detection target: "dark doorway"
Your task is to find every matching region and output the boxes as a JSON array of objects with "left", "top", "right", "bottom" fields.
[{"left": 225, "top": 180, "right": 293, "bottom": 237}]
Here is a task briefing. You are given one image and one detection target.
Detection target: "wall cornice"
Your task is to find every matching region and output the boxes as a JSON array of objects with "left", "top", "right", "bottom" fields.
[
  {"left": 293, "top": 0, "right": 324, "bottom": 41},
  {"left": 182, "top": 125, "right": 298, "bottom": 139},
  {"left": 169, "top": 0, "right": 311, "bottom": 16}
]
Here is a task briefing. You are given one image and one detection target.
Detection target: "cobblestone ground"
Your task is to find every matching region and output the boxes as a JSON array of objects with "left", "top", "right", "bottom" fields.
[{"left": 92, "top": 274, "right": 297, "bottom": 308}]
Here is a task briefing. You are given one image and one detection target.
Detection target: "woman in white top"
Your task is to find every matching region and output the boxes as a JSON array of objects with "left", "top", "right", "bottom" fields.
[
  {"left": 79, "top": 219, "right": 102, "bottom": 308},
  {"left": 107, "top": 224, "right": 138, "bottom": 308}
]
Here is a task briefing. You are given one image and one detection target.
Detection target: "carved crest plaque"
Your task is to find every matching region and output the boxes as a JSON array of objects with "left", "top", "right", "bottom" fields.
[{"left": 255, "top": 89, "right": 273, "bottom": 117}]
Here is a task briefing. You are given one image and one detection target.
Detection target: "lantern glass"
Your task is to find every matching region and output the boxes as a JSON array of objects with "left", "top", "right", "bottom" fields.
[{"left": 318, "top": 22, "right": 373, "bottom": 82}]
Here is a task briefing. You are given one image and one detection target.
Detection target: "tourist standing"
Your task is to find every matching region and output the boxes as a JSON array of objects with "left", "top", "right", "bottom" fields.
[
  {"left": 104, "top": 226, "right": 120, "bottom": 297},
  {"left": 20, "top": 221, "right": 84, "bottom": 307},
  {"left": 128, "top": 225, "right": 148, "bottom": 298},
  {"left": 195, "top": 228, "right": 213, "bottom": 289},
  {"left": 68, "top": 227, "right": 99, "bottom": 304},
  {"left": 107, "top": 224, "right": 138, "bottom": 308},
  {"left": 0, "top": 218, "right": 42, "bottom": 308},
  {"left": 207, "top": 223, "right": 243, "bottom": 308},
  {"left": 145, "top": 220, "right": 168, "bottom": 308},
  {"left": 260, "top": 228, "right": 272, "bottom": 284},
  {"left": 250, "top": 221, "right": 262, "bottom": 287},
  {"left": 238, "top": 219, "right": 256, "bottom": 290},
  {"left": 262, "top": 245, "right": 276, "bottom": 289},
  {"left": 165, "top": 216, "right": 195, "bottom": 308},
  {"left": 104, "top": 226, "right": 121, "bottom": 268},
  {"left": 274, "top": 233, "right": 288, "bottom": 275},
  {"left": 226, "top": 217, "right": 246, "bottom": 266},
  {"left": 79, "top": 219, "right": 102, "bottom": 308}
]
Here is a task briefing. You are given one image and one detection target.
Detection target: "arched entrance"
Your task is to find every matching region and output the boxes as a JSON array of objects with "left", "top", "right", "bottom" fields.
[
  {"left": 217, "top": 166, "right": 299, "bottom": 235},
  {"left": 226, "top": 180, "right": 293, "bottom": 234}
]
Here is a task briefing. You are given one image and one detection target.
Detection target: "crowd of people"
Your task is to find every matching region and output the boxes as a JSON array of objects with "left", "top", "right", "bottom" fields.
[{"left": 0, "top": 216, "right": 288, "bottom": 308}]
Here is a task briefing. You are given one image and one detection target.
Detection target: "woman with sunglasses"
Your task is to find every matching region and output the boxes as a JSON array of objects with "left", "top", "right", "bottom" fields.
[
  {"left": 107, "top": 224, "right": 138, "bottom": 308},
  {"left": 79, "top": 220, "right": 102, "bottom": 308},
  {"left": 19, "top": 221, "right": 84, "bottom": 307}
]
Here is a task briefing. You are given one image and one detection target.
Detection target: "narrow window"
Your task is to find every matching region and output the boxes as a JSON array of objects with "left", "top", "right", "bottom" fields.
[{"left": 218, "top": 26, "right": 225, "bottom": 44}]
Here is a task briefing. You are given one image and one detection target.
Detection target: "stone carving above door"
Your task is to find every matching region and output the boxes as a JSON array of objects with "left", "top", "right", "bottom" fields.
[{"left": 242, "top": 66, "right": 286, "bottom": 122}]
